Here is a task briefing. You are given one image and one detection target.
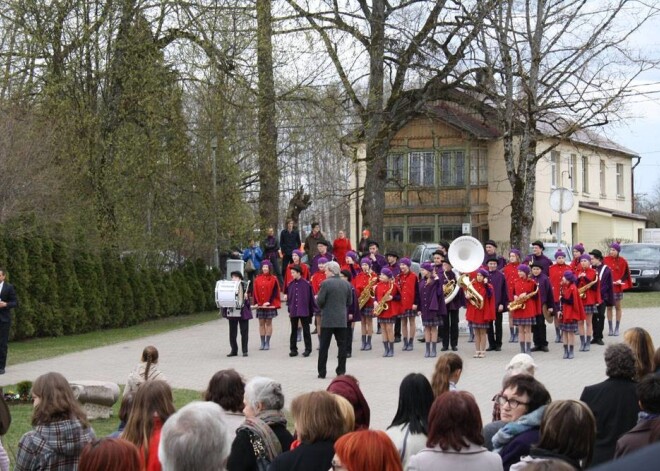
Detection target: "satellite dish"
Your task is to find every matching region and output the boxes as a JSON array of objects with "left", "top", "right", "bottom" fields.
[{"left": 549, "top": 188, "right": 574, "bottom": 214}]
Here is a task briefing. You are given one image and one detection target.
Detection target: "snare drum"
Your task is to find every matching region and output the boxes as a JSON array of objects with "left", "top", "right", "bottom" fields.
[{"left": 215, "top": 280, "right": 245, "bottom": 309}]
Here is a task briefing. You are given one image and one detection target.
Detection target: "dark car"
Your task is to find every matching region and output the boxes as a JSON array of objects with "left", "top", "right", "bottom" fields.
[{"left": 619, "top": 243, "right": 660, "bottom": 290}]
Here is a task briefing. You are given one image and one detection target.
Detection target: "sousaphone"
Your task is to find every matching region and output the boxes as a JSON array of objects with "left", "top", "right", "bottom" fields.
[{"left": 445, "top": 236, "right": 486, "bottom": 307}]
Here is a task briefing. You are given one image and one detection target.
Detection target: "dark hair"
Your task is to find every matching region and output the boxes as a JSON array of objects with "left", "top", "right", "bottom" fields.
[
  {"left": 654, "top": 347, "right": 660, "bottom": 373},
  {"left": 230, "top": 271, "right": 244, "bottom": 280},
  {"left": 535, "top": 400, "right": 596, "bottom": 468},
  {"left": 431, "top": 353, "right": 463, "bottom": 397},
  {"left": 327, "top": 375, "right": 370, "bottom": 430},
  {"left": 637, "top": 374, "right": 660, "bottom": 414},
  {"left": 311, "top": 222, "right": 320, "bottom": 229},
  {"left": 290, "top": 265, "right": 302, "bottom": 274},
  {"left": 388, "top": 373, "right": 434, "bottom": 435},
  {"left": 502, "top": 375, "right": 551, "bottom": 413},
  {"left": 340, "top": 269, "right": 353, "bottom": 281},
  {"left": 31, "top": 372, "right": 89, "bottom": 427},
  {"left": 141, "top": 346, "right": 159, "bottom": 381},
  {"left": 203, "top": 369, "right": 245, "bottom": 413},
  {"left": 79, "top": 438, "right": 140, "bottom": 471},
  {"left": 426, "top": 391, "right": 484, "bottom": 451},
  {"left": 118, "top": 393, "right": 134, "bottom": 425},
  {"left": 605, "top": 343, "right": 637, "bottom": 380}
]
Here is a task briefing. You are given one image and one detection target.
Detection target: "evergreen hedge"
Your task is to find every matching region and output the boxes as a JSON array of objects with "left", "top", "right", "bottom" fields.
[{"left": 2, "top": 231, "right": 219, "bottom": 340}]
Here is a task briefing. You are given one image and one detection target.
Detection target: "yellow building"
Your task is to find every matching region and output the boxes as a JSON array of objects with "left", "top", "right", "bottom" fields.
[{"left": 348, "top": 99, "right": 646, "bottom": 249}]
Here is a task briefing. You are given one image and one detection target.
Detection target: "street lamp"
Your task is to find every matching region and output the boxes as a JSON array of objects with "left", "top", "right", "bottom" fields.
[{"left": 211, "top": 137, "right": 220, "bottom": 269}]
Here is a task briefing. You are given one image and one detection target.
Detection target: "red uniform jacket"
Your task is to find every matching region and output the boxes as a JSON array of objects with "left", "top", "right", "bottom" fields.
[
  {"left": 353, "top": 272, "right": 376, "bottom": 309},
  {"left": 465, "top": 280, "right": 495, "bottom": 324},
  {"left": 512, "top": 278, "right": 538, "bottom": 319},
  {"left": 569, "top": 258, "right": 581, "bottom": 274},
  {"left": 374, "top": 280, "right": 400, "bottom": 319},
  {"left": 310, "top": 271, "right": 326, "bottom": 296},
  {"left": 283, "top": 262, "right": 310, "bottom": 292},
  {"left": 559, "top": 283, "right": 586, "bottom": 322},
  {"left": 575, "top": 266, "right": 602, "bottom": 306},
  {"left": 604, "top": 255, "right": 633, "bottom": 293},
  {"left": 548, "top": 263, "right": 569, "bottom": 304},
  {"left": 396, "top": 271, "right": 418, "bottom": 312},
  {"left": 253, "top": 274, "right": 281, "bottom": 308},
  {"left": 502, "top": 262, "right": 520, "bottom": 301}
]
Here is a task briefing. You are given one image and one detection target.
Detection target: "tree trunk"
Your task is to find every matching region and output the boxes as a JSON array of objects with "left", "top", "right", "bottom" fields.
[{"left": 256, "top": 0, "right": 279, "bottom": 232}]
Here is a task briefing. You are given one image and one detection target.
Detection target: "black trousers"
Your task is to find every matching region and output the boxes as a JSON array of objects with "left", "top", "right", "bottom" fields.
[
  {"left": 394, "top": 318, "right": 401, "bottom": 339},
  {"left": 488, "top": 310, "right": 504, "bottom": 348},
  {"left": 290, "top": 316, "right": 312, "bottom": 353},
  {"left": 0, "top": 320, "right": 9, "bottom": 370},
  {"left": 228, "top": 318, "right": 249, "bottom": 354},
  {"left": 532, "top": 314, "right": 548, "bottom": 347},
  {"left": 593, "top": 303, "right": 606, "bottom": 341},
  {"left": 441, "top": 309, "right": 459, "bottom": 348},
  {"left": 318, "top": 327, "right": 348, "bottom": 377},
  {"left": 282, "top": 253, "right": 293, "bottom": 274}
]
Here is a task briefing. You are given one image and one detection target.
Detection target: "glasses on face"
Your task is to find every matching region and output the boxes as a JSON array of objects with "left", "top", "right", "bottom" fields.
[{"left": 497, "top": 394, "right": 529, "bottom": 409}]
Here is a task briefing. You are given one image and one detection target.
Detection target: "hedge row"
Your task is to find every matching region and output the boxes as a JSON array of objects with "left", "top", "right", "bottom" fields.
[{"left": 1, "top": 232, "right": 219, "bottom": 340}]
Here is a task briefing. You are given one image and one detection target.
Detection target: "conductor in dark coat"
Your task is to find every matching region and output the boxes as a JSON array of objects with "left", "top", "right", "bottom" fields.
[
  {"left": 316, "top": 261, "right": 352, "bottom": 379},
  {"left": 0, "top": 269, "right": 18, "bottom": 374},
  {"left": 580, "top": 343, "right": 640, "bottom": 466}
]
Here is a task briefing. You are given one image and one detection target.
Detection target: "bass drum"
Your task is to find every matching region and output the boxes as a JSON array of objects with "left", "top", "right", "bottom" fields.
[{"left": 215, "top": 280, "right": 246, "bottom": 310}]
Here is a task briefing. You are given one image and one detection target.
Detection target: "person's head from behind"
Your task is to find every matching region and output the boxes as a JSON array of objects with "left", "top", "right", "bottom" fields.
[
  {"left": 291, "top": 391, "right": 344, "bottom": 444},
  {"left": 431, "top": 353, "right": 463, "bottom": 397},
  {"left": 333, "top": 430, "right": 402, "bottom": 471},
  {"left": 327, "top": 375, "right": 370, "bottom": 430},
  {"left": 604, "top": 343, "right": 637, "bottom": 380},
  {"left": 243, "top": 376, "right": 284, "bottom": 417},
  {"left": 158, "top": 401, "right": 231, "bottom": 471},
  {"left": 637, "top": 374, "right": 660, "bottom": 414},
  {"left": 141, "top": 345, "right": 159, "bottom": 364},
  {"left": 79, "top": 438, "right": 140, "bottom": 471},
  {"left": 204, "top": 369, "right": 245, "bottom": 413},
  {"left": 31, "top": 372, "right": 89, "bottom": 427},
  {"left": 118, "top": 393, "right": 134, "bottom": 427},
  {"left": 499, "top": 375, "right": 551, "bottom": 423},
  {"left": 390, "top": 373, "right": 434, "bottom": 434},
  {"left": 123, "top": 381, "right": 176, "bottom": 450},
  {"left": 426, "top": 391, "right": 483, "bottom": 451},
  {"left": 333, "top": 395, "right": 356, "bottom": 434},
  {"left": 536, "top": 400, "right": 596, "bottom": 468},
  {"left": 623, "top": 327, "right": 655, "bottom": 379}
]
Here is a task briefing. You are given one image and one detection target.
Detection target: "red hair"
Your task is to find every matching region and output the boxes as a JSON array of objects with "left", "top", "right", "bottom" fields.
[
  {"left": 334, "top": 430, "right": 402, "bottom": 471},
  {"left": 426, "top": 391, "right": 484, "bottom": 451},
  {"left": 79, "top": 438, "right": 140, "bottom": 471}
]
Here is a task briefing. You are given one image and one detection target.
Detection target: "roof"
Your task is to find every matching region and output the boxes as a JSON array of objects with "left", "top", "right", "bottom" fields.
[
  {"left": 423, "top": 104, "right": 501, "bottom": 139},
  {"left": 536, "top": 118, "right": 638, "bottom": 157},
  {"left": 579, "top": 201, "right": 647, "bottom": 221}
]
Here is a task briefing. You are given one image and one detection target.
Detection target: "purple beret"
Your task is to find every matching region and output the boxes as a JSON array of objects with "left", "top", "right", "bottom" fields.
[
  {"left": 381, "top": 268, "right": 393, "bottom": 278},
  {"left": 579, "top": 254, "right": 591, "bottom": 262},
  {"left": 399, "top": 257, "right": 411, "bottom": 267},
  {"left": 360, "top": 257, "right": 372, "bottom": 267},
  {"left": 510, "top": 249, "right": 521, "bottom": 258},
  {"left": 477, "top": 268, "right": 489, "bottom": 277},
  {"left": 346, "top": 251, "right": 358, "bottom": 262},
  {"left": 563, "top": 270, "right": 576, "bottom": 284},
  {"left": 517, "top": 264, "right": 531, "bottom": 275},
  {"left": 573, "top": 243, "right": 585, "bottom": 254},
  {"left": 554, "top": 250, "right": 566, "bottom": 259},
  {"left": 420, "top": 262, "right": 434, "bottom": 273},
  {"left": 610, "top": 242, "right": 621, "bottom": 253},
  {"left": 292, "top": 249, "right": 304, "bottom": 258},
  {"left": 261, "top": 260, "right": 272, "bottom": 268},
  {"left": 317, "top": 257, "right": 328, "bottom": 265}
]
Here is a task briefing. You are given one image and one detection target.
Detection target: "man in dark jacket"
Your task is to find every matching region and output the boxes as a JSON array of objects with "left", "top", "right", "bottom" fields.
[
  {"left": 316, "top": 262, "right": 352, "bottom": 379},
  {"left": 280, "top": 220, "right": 301, "bottom": 271},
  {"left": 0, "top": 268, "right": 18, "bottom": 374},
  {"left": 615, "top": 374, "right": 660, "bottom": 458},
  {"left": 590, "top": 249, "right": 614, "bottom": 346}
]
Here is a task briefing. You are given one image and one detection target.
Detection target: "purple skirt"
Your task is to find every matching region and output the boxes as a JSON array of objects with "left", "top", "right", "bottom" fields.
[
  {"left": 614, "top": 292, "right": 624, "bottom": 301},
  {"left": 378, "top": 317, "right": 397, "bottom": 324},
  {"left": 256, "top": 309, "right": 278, "bottom": 319},
  {"left": 422, "top": 318, "right": 441, "bottom": 327},
  {"left": 513, "top": 317, "right": 536, "bottom": 326},
  {"left": 561, "top": 320, "right": 578, "bottom": 333},
  {"left": 399, "top": 309, "right": 417, "bottom": 319}
]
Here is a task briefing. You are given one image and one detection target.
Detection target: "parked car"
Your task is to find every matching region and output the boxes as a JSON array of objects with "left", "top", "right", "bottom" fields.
[
  {"left": 410, "top": 243, "right": 441, "bottom": 274},
  {"left": 528, "top": 242, "right": 573, "bottom": 262},
  {"left": 619, "top": 243, "right": 660, "bottom": 290}
]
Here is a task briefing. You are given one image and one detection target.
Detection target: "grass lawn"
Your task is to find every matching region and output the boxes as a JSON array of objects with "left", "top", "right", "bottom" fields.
[
  {"left": 622, "top": 290, "right": 660, "bottom": 308},
  {"left": 8, "top": 311, "right": 219, "bottom": 365},
  {"left": 1, "top": 387, "right": 202, "bottom": 464}
]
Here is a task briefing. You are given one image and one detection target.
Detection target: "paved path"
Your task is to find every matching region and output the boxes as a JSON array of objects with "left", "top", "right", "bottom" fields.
[{"left": 2, "top": 307, "right": 658, "bottom": 430}]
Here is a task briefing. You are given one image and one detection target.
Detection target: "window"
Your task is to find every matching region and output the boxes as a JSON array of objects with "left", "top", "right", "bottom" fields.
[
  {"left": 600, "top": 160, "right": 606, "bottom": 197},
  {"left": 384, "top": 226, "right": 404, "bottom": 242},
  {"left": 550, "top": 151, "right": 560, "bottom": 188},
  {"left": 616, "top": 163, "right": 624, "bottom": 197},
  {"left": 440, "top": 150, "right": 465, "bottom": 186},
  {"left": 581, "top": 155, "right": 589, "bottom": 194},
  {"left": 409, "top": 152, "right": 435, "bottom": 186},
  {"left": 570, "top": 154, "right": 577, "bottom": 191},
  {"left": 408, "top": 226, "right": 435, "bottom": 243},
  {"left": 386, "top": 153, "right": 404, "bottom": 185},
  {"left": 469, "top": 148, "right": 488, "bottom": 185},
  {"left": 439, "top": 225, "right": 463, "bottom": 241}
]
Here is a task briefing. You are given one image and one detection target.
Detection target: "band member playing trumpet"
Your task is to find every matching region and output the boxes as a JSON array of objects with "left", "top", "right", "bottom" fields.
[
  {"left": 558, "top": 271, "right": 585, "bottom": 359},
  {"left": 603, "top": 242, "right": 632, "bottom": 336},
  {"left": 396, "top": 258, "right": 418, "bottom": 352},
  {"left": 549, "top": 250, "right": 570, "bottom": 343},
  {"left": 354, "top": 258, "right": 377, "bottom": 351},
  {"left": 530, "top": 262, "right": 554, "bottom": 353},
  {"left": 418, "top": 262, "right": 446, "bottom": 358},
  {"left": 223, "top": 271, "right": 253, "bottom": 357},
  {"left": 511, "top": 264, "right": 538, "bottom": 354},
  {"left": 502, "top": 249, "right": 523, "bottom": 342},
  {"left": 253, "top": 260, "right": 281, "bottom": 350},
  {"left": 465, "top": 268, "right": 495, "bottom": 358},
  {"left": 576, "top": 254, "right": 601, "bottom": 351},
  {"left": 441, "top": 259, "right": 463, "bottom": 352},
  {"left": 374, "top": 268, "right": 400, "bottom": 358}
]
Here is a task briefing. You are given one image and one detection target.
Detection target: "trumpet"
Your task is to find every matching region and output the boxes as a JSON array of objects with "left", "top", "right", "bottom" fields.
[
  {"left": 373, "top": 281, "right": 394, "bottom": 317},
  {"left": 508, "top": 284, "right": 539, "bottom": 311},
  {"left": 358, "top": 275, "right": 377, "bottom": 309}
]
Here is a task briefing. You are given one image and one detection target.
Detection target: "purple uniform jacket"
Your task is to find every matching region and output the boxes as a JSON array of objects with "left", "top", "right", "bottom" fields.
[
  {"left": 387, "top": 263, "right": 401, "bottom": 278},
  {"left": 484, "top": 254, "right": 506, "bottom": 271},
  {"left": 286, "top": 278, "right": 318, "bottom": 318},
  {"left": 310, "top": 253, "right": 336, "bottom": 275},
  {"left": 532, "top": 273, "right": 555, "bottom": 312},
  {"left": 488, "top": 269, "right": 509, "bottom": 312},
  {"left": 443, "top": 269, "right": 465, "bottom": 311},
  {"left": 347, "top": 285, "right": 361, "bottom": 323},
  {"left": 418, "top": 277, "right": 447, "bottom": 322},
  {"left": 595, "top": 263, "right": 615, "bottom": 306},
  {"left": 369, "top": 254, "right": 388, "bottom": 274},
  {"left": 524, "top": 254, "right": 553, "bottom": 277},
  {"left": 222, "top": 298, "right": 253, "bottom": 320}
]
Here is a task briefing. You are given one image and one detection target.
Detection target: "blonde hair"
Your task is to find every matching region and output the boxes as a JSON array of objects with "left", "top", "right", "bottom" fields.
[
  {"left": 623, "top": 327, "right": 655, "bottom": 379},
  {"left": 291, "top": 391, "right": 345, "bottom": 443},
  {"left": 333, "top": 394, "right": 356, "bottom": 434}
]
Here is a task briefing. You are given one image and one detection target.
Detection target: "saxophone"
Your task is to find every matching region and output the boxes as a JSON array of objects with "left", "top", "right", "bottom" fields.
[
  {"left": 578, "top": 275, "right": 599, "bottom": 299},
  {"left": 358, "top": 275, "right": 378, "bottom": 309},
  {"left": 373, "top": 281, "right": 394, "bottom": 317},
  {"left": 508, "top": 284, "right": 539, "bottom": 311}
]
